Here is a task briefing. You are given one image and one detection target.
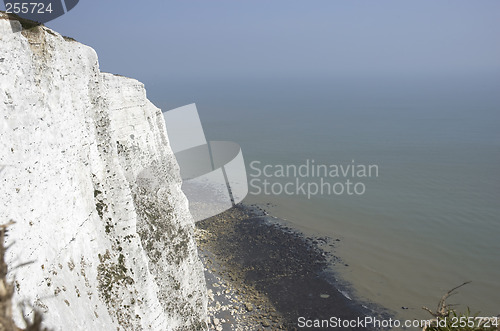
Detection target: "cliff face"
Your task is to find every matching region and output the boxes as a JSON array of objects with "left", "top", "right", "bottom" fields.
[{"left": 0, "top": 14, "right": 207, "bottom": 330}]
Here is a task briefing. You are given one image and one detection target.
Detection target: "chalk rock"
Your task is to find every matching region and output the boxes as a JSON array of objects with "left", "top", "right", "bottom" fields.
[{"left": 0, "top": 14, "right": 207, "bottom": 330}]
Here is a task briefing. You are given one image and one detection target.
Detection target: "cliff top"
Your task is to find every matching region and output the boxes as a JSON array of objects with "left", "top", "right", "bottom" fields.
[
  {"left": 0, "top": 10, "right": 42, "bottom": 30},
  {"left": 1, "top": 11, "right": 76, "bottom": 42}
]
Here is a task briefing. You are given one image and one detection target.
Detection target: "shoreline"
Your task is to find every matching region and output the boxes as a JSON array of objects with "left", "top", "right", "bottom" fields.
[{"left": 195, "top": 204, "right": 384, "bottom": 330}]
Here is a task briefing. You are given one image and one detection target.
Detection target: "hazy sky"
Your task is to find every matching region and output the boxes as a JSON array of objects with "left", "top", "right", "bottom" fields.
[{"left": 34, "top": 0, "right": 500, "bottom": 84}]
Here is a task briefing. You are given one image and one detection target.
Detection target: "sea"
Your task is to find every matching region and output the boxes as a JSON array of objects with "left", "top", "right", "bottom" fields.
[{"left": 150, "top": 73, "right": 500, "bottom": 324}]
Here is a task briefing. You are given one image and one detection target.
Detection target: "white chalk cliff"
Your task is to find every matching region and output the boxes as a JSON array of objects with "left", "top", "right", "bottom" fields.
[{"left": 0, "top": 14, "right": 207, "bottom": 330}]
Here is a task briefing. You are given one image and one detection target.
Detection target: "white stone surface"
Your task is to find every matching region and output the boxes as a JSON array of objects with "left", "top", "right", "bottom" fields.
[{"left": 0, "top": 15, "right": 207, "bottom": 330}]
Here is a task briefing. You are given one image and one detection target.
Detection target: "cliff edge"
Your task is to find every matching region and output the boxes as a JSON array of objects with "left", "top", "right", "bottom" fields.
[{"left": 0, "top": 13, "right": 207, "bottom": 330}]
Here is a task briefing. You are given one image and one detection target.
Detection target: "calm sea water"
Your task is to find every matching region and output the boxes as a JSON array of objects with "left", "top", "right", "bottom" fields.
[{"left": 152, "top": 73, "right": 500, "bottom": 322}]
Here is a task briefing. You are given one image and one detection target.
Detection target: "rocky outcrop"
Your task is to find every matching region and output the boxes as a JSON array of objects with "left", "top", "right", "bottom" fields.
[{"left": 0, "top": 13, "right": 207, "bottom": 330}]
